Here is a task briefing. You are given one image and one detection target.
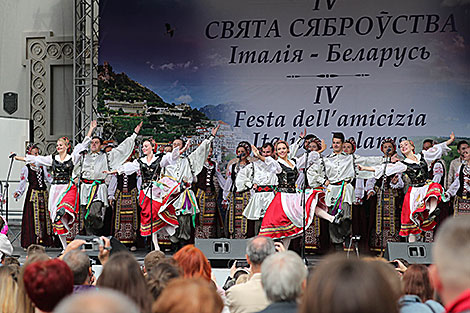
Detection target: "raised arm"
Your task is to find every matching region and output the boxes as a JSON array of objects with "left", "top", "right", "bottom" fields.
[
  {"left": 24, "top": 154, "right": 53, "bottom": 167},
  {"left": 13, "top": 166, "right": 29, "bottom": 199},
  {"left": 422, "top": 133, "right": 453, "bottom": 163}
]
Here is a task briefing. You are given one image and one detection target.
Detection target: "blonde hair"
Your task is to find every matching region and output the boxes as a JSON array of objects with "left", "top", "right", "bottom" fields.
[{"left": 0, "top": 267, "right": 18, "bottom": 313}]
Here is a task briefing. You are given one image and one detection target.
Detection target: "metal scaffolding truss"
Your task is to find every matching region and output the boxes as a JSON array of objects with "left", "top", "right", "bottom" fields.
[{"left": 73, "top": 0, "right": 100, "bottom": 145}]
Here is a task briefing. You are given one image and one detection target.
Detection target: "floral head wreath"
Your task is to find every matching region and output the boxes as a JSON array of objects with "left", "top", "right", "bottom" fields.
[
  {"left": 58, "top": 137, "right": 72, "bottom": 154},
  {"left": 344, "top": 137, "right": 357, "bottom": 153},
  {"left": 25, "top": 143, "right": 39, "bottom": 155},
  {"left": 304, "top": 134, "right": 322, "bottom": 151},
  {"left": 380, "top": 138, "right": 397, "bottom": 153},
  {"left": 237, "top": 141, "right": 252, "bottom": 156}
]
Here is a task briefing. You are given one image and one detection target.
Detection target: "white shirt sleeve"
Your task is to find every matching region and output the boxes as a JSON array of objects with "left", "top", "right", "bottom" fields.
[
  {"left": 446, "top": 175, "right": 460, "bottom": 197},
  {"left": 108, "top": 133, "right": 137, "bottom": 170},
  {"left": 422, "top": 142, "right": 451, "bottom": 164},
  {"left": 161, "top": 147, "right": 180, "bottom": 168},
  {"left": 235, "top": 163, "right": 253, "bottom": 192},
  {"left": 107, "top": 174, "right": 117, "bottom": 200},
  {"left": 72, "top": 136, "right": 91, "bottom": 164},
  {"left": 117, "top": 159, "right": 140, "bottom": 175},
  {"left": 432, "top": 162, "right": 444, "bottom": 183},
  {"left": 14, "top": 166, "right": 29, "bottom": 198},
  {"left": 25, "top": 155, "right": 53, "bottom": 167}
]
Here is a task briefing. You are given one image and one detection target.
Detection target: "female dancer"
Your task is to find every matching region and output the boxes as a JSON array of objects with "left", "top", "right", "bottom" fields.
[
  {"left": 222, "top": 141, "right": 252, "bottom": 238},
  {"left": 107, "top": 153, "right": 141, "bottom": 248},
  {"left": 258, "top": 140, "right": 341, "bottom": 248},
  {"left": 13, "top": 144, "right": 54, "bottom": 248},
  {"left": 13, "top": 124, "right": 96, "bottom": 249},
  {"left": 194, "top": 144, "right": 226, "bottom": 238},
  {"left": 360, "top": 133, "right": 454, "bottom": 242},
  {"left": 111, "top": 138, "right": 183, "bottom": 251},
  {"left": 365, "top": 138, "right": 404, "bottom": 253},
  {"left": 445, "top": 148, "right": 470, "bottom": 216}
]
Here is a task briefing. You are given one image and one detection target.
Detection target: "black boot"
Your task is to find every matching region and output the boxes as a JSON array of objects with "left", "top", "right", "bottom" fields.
[
  {"left": 54, "top": 208, "right": 66, "bottom": 223},
  {"left": 333, "top": 210, "right": 344, "bottom": 225}
]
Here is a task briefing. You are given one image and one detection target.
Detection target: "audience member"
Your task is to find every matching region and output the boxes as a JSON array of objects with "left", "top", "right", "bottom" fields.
[
  {"left": 63, "top": 249, "right": 96, "bottom": 293},
  {"left": 26, "top": 243, "right": 46, "bottom": 258},
  {"left": 429, "top": 216, "right": 470, "bottom": 313},
  {"left": 97, "top": 252, "right": 153, "bottom": 313},
  {"left": 147, "top": 260, "right": 181, "bottom": 300},
  {"left": 173, "top": 244, "right": 212, "bottom": 282},
  {"left": 0, "top": 231, "right": 13, "bottom": 264},
  {"left": 300, "top": 254, "right": 400, "bottom": 313},
  {"left": 54, "top": 288, "right": 140, "bottom": 313},
  {"left": 23, "top": 258, "right": 74, "bottom": 313},
  {"left": 226, "top": 236, "right": 276, "bottom": 313},
  {"left": 400, "top": 264, "right": 444, "bottom": 313},
  {"left": 259, "top": 251, "right": 308, "bottom": 313},
  {"left": 0, "top": 266, "right": 19, "bottom": 313},
  {"left": 152, "top": 277, "right": 223, "bottom": 313},
  {"left": 17, "top": 252, "right": 51, "bottom": 313},
  {"left": 144, "top": 250, "right": 166, "bottom": 275}
]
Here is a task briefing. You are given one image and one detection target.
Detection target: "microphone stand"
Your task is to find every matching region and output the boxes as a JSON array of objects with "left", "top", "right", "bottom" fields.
[
  {"left": 3, "top": 155, "right": 16, "bottom": 238},
  {"left": 300, "top": 139, "right": 311, "bottom": 265},
  {"left": 75, "top": 150, "right": 86, "bottom": 236}
]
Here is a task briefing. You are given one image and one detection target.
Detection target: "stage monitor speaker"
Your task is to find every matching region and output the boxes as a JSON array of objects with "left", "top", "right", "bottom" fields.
[
  {"left": 384, "top": 242, "right": 433, "bottom": 264},
  {"left": 195, "top": 238, "right": 247, "bottom": 260}
]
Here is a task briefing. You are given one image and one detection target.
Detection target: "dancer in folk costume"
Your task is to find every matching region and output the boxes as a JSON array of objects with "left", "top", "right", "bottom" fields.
[
  {"left": 109, "top": 138, "right": 182, "bottom": 251},
  {"left": 194, "top": 144, "right": 226, "bottom": 239},
  {"left": 162, "top": 125, "right": 219, "bottom": 245},
  {"left": 223, "top": 141, "right": 253, "bottom": 239},
  {"left": 235, "top": 142, "right": 278, "bottom": 235},
  {"left": 360, "top": 133, "right": 455, "bottom": 242},
  {"left": 289, "top": 132, "right": 331, "bottom": 252},
  {"left": 320, "top": 133, "right": 384, "bottom": 251},
  {"left": 446, "top": 148, "right": 470, "bottom": 216},
  {"left": 107, "top": 152, "right": 141, "bottom": 247},
  {"left": 13, "top": 144, "right": 54, "bottom": 248},
  {"left": 15, "top": 134, "right": 85, "bottom": 249},
  {"left": 364, "top": 138, "right": 405, "bottom": 253},
  {"left": 73, "top": 121, "right": 141, "bottom": 236},
  {"left": 259, "top": 140, "right": 342, "bottom": 249}
]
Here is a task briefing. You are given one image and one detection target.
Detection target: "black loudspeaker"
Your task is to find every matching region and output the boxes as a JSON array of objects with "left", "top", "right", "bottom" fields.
[
  {"left": 3, "top": 92, "right": 18, "bottom": 115},
  {"left": 384, "top": 242, "right": 433, "bottom": 264},
  {"left": 195, "top": 238, "right": 247, "bottom": 260}
]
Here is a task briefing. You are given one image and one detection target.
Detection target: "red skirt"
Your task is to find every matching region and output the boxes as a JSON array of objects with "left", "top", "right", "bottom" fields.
[
  {"left": 399, "top": 182, "right": 442, "bottom": 236},
  {"left": 54, "top": 184, "right": 78, "bottom": 235},
  {"left": 259, "top": 190, "right": 326, "bottom": 239},
  {"left": 139, "top": 190, "right": 178, "bottom": 236}
]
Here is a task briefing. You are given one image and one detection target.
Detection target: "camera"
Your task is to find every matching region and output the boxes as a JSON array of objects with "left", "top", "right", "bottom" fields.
[{"left": 75, "top": 235, "right": 104, "bottom": 256}]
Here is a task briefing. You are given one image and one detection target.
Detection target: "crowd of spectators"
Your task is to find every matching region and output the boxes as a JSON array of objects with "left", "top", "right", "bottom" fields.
[{"left": 0, "top": 215, "right": 469, "bottom": 313}]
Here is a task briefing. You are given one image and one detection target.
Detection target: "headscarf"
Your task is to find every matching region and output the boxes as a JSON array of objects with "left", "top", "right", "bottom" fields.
[
  {"left": 344, "top": 137, "right": 357, "bottom": 153},
  {"left": 380, "top": 137, "right": 397, "bottom": 154},
  {"left": 25, "top": 143, "right": 39, "bottom": 155}
]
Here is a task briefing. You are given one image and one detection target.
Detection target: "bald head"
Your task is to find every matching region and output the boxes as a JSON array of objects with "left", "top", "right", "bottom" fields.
[
  {"left": 53, "top": 289, "right": 139, "bottom": 313},
  {"left": 246, "top": 236, "right": 276, "bottom": 266}
]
